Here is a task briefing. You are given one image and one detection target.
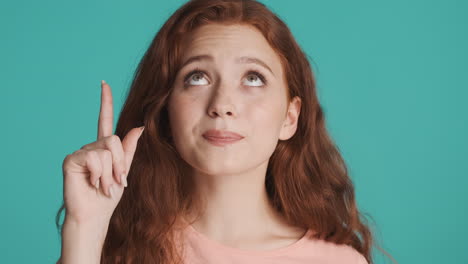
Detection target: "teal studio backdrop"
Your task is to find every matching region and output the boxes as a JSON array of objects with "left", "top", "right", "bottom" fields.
[{"left": 1, "top": 0, "right": 466, "bottom": 263}]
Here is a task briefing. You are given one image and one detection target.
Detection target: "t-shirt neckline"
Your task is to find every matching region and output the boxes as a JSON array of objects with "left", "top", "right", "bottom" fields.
[{"left": 185, "top": 223, "right": 314, "bottom": 257}]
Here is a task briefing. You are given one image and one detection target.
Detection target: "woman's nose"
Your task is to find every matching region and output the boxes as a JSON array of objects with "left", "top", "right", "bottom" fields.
[{"left": 207, "top": 89, "right": 237, "bottom": 118}]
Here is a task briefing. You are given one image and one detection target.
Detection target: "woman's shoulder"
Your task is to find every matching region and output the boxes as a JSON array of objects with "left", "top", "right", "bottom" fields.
[{"left": 301, "top": 232, "right": 368, "bottom": 264}]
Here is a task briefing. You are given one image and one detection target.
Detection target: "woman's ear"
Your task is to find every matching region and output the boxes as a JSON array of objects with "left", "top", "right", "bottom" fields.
[{"left": 279, "top": 96, "right": 301, "bottom": 140}]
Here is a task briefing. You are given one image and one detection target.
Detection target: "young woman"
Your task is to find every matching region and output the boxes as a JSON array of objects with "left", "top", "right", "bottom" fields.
[{"left": 56, "top": 0, "right": 395, "bottom": 263}]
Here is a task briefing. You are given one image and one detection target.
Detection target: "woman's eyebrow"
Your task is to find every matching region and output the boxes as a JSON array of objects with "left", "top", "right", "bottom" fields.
[{"left": 180, "top": 54, "right": 275, "bottom": 77}]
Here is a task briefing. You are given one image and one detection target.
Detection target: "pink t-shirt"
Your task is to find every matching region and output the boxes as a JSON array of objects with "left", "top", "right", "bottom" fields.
[{"left": 178, "top": 224, "right": 369, "bottom": 264}]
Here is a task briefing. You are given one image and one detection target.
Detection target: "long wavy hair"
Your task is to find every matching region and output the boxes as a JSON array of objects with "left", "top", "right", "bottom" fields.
[{"left": 56, "top": 0, "right": 396, "bottom": 263}]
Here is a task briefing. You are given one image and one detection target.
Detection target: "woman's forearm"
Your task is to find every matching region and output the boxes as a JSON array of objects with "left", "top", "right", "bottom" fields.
[{"left": 60, "top": 218, "right": 109, "bottom": 264}]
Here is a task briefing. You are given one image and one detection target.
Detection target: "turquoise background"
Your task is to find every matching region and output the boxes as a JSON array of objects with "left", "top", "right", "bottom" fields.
[{"left": 1, "top": 0, "right": 466, "bottom": 263}]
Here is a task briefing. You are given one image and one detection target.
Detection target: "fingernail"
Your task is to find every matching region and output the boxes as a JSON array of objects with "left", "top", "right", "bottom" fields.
[
  {"left": 139, "top": 126, "right": 145, "bottom": 136},
  {"left": 121, "top": 173, "right": 127, "bottom": 187},
  {"left": 95, "top": 179, "right": 100, "bottom": 189},
  {"left": 109, "top": 185, "right": 114, "bottom": 198},
  {"left": 101, "top": 80, "right": 106, "bottom": 85}
]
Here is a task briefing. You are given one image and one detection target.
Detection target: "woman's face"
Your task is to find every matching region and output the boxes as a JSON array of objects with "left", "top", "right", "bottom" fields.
[{"left": 167, "top": 23, "right": 301, "bottom": 176}]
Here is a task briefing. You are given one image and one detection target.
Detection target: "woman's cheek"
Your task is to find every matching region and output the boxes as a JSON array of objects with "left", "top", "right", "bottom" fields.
[{"left": 250, "top": 103, "right": 284, "bottom": 139}]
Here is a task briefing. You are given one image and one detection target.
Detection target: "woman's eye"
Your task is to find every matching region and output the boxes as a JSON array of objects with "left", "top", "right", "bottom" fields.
[
  {"left": 243, "top": 71, "right": 266, "bottom": 87},
  {"left": 184, "top": 71, "right": 209, "bottom": 86}
]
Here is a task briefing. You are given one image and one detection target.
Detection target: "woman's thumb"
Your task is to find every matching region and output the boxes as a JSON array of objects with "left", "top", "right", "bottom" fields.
[{"left": 122, "top": 126, "right": 145, "bottom": 169}]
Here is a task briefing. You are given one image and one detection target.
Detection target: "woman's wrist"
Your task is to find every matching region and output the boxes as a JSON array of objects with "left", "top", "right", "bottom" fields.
[{"left": 60, "top": 217, "right": 109, "bottom": 264}]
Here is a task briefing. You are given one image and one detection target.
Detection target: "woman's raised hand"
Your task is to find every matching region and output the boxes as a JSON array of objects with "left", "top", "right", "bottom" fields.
[{"left": 61, "top": 80, "right": 144, "bottom": 226}]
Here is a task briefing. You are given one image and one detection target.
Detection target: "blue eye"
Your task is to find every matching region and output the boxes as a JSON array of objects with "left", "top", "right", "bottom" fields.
[
  {"left": 184, "top": 70, "right": 209, "bottom": 86},
  {"left": 244, "top": 71, "right": 267, "bottom": 87}
]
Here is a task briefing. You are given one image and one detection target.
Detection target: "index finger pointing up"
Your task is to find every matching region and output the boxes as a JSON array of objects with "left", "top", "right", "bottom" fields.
[{"left": 98, "top": 80, "right": 114, "bottom": 140}]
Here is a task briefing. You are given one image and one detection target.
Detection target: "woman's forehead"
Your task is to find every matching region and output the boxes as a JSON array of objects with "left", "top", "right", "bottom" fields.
[{"left": 180, "top": 24, "right": 283, "bottom": 74}]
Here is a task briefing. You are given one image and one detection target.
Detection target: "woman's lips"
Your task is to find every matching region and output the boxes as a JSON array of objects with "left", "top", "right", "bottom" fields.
[
  {"left": 202, "top": 129, "right": 244, "bottom": 146},
  {"left": 202, "top": 135, "right": 243, "bottom": 146}
]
